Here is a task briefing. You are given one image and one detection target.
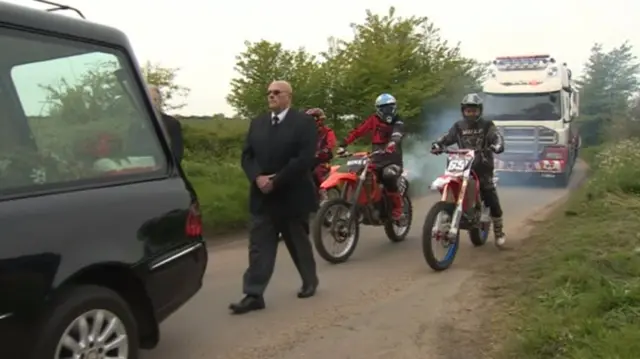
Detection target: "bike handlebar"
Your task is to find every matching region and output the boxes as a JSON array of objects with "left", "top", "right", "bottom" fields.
[
  {"left": 441, "top": 149, "right": 473, "bottom": 154},
  {"left": 432, "top": 147, "right": 492, "bottom": 155},
  {"left": 337, "top": 149, "right": 386, "bottom": 158}
]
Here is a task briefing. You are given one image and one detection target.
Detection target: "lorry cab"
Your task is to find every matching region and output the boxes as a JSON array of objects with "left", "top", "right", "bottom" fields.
[{"left": 482, "top": 54, "right": 581, "bottom": 186}]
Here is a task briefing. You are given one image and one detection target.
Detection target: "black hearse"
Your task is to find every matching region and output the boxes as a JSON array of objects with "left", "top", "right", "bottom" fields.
[{"left": 0, "top": 1, "right": 207, "bottom": 358}]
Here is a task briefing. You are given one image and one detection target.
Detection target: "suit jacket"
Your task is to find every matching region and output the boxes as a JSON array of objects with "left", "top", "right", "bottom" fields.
[
  {"left": 241, "top": 108, "right": 318, "bottom": 217},
  {"left": 161, "top": 113, "right": 184, "bottom": 163}
]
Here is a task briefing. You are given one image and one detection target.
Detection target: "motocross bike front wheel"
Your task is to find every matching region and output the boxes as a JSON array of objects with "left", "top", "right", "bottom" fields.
[
  {"left": 312, "top": 198, "right": 360, "bottom": 264},
  {"left": 422, "top": 201, "right": 459, "bottom": 271},
  {"left": 325, "top": 187, "right": 340, "bottom": 201},
  {"left": 384, "top": 193, "right": 413, "bottom": 242},
  {"left": 319, "top": 187, "right": 341, "bottom": 225}
]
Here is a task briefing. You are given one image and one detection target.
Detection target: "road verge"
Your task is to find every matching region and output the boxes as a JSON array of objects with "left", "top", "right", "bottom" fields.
[{"left": 482, "top": 142, "right": 640, "bottom": 358}]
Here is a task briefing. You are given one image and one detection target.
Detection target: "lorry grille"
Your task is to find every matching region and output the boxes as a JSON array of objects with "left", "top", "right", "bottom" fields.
[{"left": 497, "top": 126, "right": 557, "bottom": 159}]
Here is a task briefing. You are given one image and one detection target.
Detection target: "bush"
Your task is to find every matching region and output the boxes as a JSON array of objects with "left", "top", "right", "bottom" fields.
[
  {"left": 586, "top": 139, "right": 640, "bottom": 195},
  {"left": 495, "top": 139, "right": 640, "bottom": 359},
  {"left": 181, "top": 120, "right": 249, "bottom": 234}
]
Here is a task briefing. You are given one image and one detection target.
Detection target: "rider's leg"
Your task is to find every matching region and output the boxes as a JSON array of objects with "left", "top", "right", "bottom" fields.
[
  {"left": 479, "top": 171, "right": 506, "bottom": 246},
  {"left": 313, "top": 165, "right": 328, "bottom": 201},
  {"left": 381, "top": 164, "right": 403, "bottom": 220}
]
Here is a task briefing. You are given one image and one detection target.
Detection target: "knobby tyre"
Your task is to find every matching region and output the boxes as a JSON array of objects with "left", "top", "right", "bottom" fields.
[
  {"left": 312, "top": 198, "right": 360, "bottom": 264},
  {"left": 422, "top": 201, "right": 459, "bottom": 271},
  {"left": 384, "top": 194, "right": 413, "bottom": 242},
  {"left": 469, "top": 216, "right": 490, "bottom": 246}
]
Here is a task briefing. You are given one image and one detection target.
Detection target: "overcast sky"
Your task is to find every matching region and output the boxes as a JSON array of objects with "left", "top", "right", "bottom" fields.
[{"left": 8, "top": 0, "right": 639, "bottom": 116}]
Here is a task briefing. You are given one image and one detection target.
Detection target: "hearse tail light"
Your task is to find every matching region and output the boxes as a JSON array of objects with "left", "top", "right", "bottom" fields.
[{"left": 186, "top": 202, "right": 203, "bottom": 237}]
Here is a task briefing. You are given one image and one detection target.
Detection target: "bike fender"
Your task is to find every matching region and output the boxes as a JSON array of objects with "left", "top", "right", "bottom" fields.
[
  {"left": 430, "top": 175, "right": 460, "bottom": 191},
  {"left": 320, "top": 172, "right": 358, "bottom": 189}
]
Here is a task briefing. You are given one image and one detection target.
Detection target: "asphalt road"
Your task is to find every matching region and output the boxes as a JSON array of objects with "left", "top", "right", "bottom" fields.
[{"left": 142, "top": 162, "right": 586, "bottom": 359}]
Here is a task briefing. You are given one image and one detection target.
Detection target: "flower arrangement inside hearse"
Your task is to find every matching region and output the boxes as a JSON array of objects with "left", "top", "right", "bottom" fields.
[{"left": 0, "top": 148, "right": 83, "bottom": 189}]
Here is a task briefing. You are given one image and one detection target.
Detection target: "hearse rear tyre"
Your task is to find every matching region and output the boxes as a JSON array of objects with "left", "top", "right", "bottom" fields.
[{"left": 31, "top": 285, "right": 140, "bottom": 359}]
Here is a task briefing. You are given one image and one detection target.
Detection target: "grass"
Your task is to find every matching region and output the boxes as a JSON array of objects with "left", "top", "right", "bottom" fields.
[
  {"left": 181, "top": 119, "right": 248, "bottom": 234},
  {"left": 492, "top": 140, "right": 640, "bottom": 359}
]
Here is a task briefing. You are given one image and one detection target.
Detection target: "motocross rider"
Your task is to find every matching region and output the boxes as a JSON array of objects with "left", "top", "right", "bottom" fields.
[
  {"left": 336, "top": 93, "right": 405, "bottom": 221},
  {"left": 306, "top": 108, "right": 337, "bottom": 188},
  {"left": 430, "top": 93, "right": 507, "bottom": 247}
]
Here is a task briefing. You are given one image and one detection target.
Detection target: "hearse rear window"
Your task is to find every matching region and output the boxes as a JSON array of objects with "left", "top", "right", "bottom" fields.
[{"left": 0, "top": 27, "right": 166, "bottom": 196}]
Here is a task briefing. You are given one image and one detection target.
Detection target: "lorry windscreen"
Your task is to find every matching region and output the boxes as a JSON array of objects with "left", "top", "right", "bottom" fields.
[{"left": 483, "top": 91, "right": 561, "bottom": 121}]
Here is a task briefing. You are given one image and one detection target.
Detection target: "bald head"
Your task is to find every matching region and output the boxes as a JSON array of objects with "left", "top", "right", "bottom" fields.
[
  {"left": 147, "top": 84, "right": 162, "bottom": 111},
  {"left": 267, "top": 80, "right": 293, "bottom": 112}
]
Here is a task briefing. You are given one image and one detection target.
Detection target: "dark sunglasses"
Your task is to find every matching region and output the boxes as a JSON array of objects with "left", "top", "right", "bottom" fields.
[{"left": 267, "top": 90, "right": 282, "bottom": 96}]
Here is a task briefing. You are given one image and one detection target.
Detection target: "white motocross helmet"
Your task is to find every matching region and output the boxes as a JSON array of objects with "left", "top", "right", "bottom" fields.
[{"left": 375, "top": 93, "right": 397, "bottom": 123}]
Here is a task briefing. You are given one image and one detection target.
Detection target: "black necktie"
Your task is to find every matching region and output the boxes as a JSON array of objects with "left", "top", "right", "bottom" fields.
[{"left": 272, "top": 115, "right": 279, "bottom": 126}]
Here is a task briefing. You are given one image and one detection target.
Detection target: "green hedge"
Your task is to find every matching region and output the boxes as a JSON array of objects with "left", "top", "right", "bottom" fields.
[{"left": 181, "top": 123, "right": 248, "bottom": 233}]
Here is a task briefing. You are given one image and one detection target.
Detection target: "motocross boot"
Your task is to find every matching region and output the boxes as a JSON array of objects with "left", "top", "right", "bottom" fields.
[
  {"left": 492, "top": 216, "right": 506, "bottom": 247},
  {"left": 388, "top": 192, "right": 404, "bottom": 221}
]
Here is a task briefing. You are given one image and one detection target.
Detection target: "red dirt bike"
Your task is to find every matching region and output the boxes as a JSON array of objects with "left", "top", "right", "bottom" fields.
[
  {"left": 421, "top": 148, "right": 495, "bottom": 271},
  {"left": 311, "top": 149, "right": 412, "bottom": 264},
  {"left": 316, "top": 162, "right": 341, "bottom": 205}
]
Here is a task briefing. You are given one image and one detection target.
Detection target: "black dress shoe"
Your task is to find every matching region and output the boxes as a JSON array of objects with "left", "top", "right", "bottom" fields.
[
  {"left": 229, "top": 295, "right": 265, "bottom": 314},
  {"left": 297, "top": 283, "right": 318, "bottom": 299}
]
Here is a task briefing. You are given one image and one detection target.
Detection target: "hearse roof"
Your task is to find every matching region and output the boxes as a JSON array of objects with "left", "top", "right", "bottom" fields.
[{"left": 0, "top": 1, "right": 130, "bottom": 46}]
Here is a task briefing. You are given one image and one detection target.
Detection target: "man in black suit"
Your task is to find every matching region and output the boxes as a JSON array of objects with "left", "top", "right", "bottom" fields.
[
  {"left": 148, "top": 85, "right": 184, "bottom": 163},
  {"left": 230, "top": 80, "right": 319, "bottom": 315}
]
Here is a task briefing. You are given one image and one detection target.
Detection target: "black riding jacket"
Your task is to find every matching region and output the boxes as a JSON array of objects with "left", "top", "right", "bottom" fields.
[{"left": 435, "top": 118, "right": 504, "bottom": 172}]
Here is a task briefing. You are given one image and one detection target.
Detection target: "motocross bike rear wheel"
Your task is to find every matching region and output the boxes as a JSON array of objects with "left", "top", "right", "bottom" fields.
[
  {"left": 384, "top": 193, "right": 413, "bottom": 242},
  {"left": 469, "top": 220, "right": 490, "bottom": 246},
  {"left": 312, "top": 198, "right": 360, "bottom": 264},
  {"left": 422, "top": 201, "right": 459, "bottom": 271}
]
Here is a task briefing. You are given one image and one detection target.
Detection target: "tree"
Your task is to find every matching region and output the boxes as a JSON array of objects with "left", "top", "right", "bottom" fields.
[
  {"left": 140, "top": 61, "right": 190, "bottom": 112},
  {"left": 327, "top": 7, "right": 482, "bottom": 132},
  {"left": 226, "top": 7, "right": 483, "bottom": 134},
  {"left": 576, "top": 42, "right": 640, "bottom": 144},
  {"left": 226, "top": 40, "right": 327, "bottom": 120},
  {"left": 42, "top": 61, "right": 190, "bottom": 120},
  {"left": 42, "top": 60, "right": 124, "bottom": 124}
]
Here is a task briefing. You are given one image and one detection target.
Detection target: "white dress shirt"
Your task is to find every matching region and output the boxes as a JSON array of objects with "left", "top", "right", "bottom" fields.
[{"left": 271, "top": 107, "right": 290, "bottom": 125}]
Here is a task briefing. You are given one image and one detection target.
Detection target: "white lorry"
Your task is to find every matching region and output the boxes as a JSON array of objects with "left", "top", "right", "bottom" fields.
[{"left": 482, "top": 54, "right": 581, "bottom": 186}]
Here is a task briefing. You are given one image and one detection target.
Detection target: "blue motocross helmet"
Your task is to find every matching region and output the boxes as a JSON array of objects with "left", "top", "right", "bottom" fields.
[{"left": 375, "top": 93, "right": 397, "bottom": 123}]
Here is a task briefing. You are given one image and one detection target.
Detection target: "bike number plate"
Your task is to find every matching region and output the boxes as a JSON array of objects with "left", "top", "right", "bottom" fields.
[
  {"left": 347, "top": 158, "right": 366, "bottom": 166},
  {"left": 447, "top": 158, "right": 468, "bottom": 172}
]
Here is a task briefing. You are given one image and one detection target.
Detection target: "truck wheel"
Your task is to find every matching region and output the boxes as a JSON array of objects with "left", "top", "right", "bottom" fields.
[{"left": 556, "top": 166, "right": 572, "bottom": 187}]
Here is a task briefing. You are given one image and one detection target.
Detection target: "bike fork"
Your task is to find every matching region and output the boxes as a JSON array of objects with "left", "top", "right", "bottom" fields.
[
  {"left": 446, "top": 180, "right": 468, "bottom": 239},
  {"left": 347, "top": 176, "right": 366, "bottom": 227}
]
